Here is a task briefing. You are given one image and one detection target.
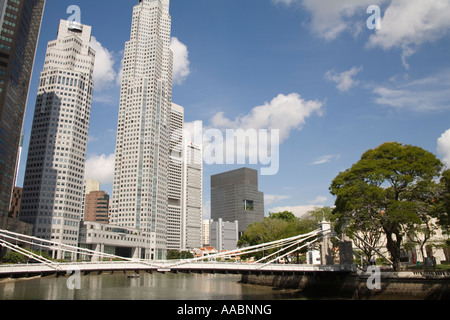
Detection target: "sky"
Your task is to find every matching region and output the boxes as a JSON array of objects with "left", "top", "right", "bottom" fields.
[{"left": 16, "top": 0, "right": 450, "bottom": 220}]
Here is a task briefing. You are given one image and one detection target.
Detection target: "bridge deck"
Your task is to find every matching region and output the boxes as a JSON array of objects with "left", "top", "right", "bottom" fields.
[{"left": 0, "top": 261, "right": 356, "bottom": 278}]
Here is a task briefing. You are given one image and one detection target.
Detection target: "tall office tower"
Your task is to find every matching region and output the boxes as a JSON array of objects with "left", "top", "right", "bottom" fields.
[
  {"left": 167, "top": 103, "right": 184, "bottom": 250},
  {"left": 0, "top": 0, "right": 45, "bottom": 217},
  {"left": 110, "top": 0, "right": 173, "bottom": 260},
  {"left": 183, "top": 142, "right": 202, "bottom": 250},
  {"left": 211, "top": 168, "right": 264, "bottom": 237},
  {"left": 20, "top": 20, "right": 95, "bottom": 253}
]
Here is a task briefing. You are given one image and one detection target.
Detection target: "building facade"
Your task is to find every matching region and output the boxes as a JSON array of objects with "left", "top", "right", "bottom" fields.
[
  {"left": 110, "top": 0, "right": 173, "bottom": 260},
  {"left": 19, "top": 20, "right": 95, "bottom": 254},
  {"left": 0, "top": 0, "right": 45, "bottom": 217},
  {"left": 183, "top": 142, "right": 202, "bottom": 250},
  {"left": 211, "top": 167, "right": 264, "bottom": 237},
  {"left": 9, "top": 186, "right": 21, "bottom": 218},
  {"left": 84, "top": 190, "right": 109, "bottom": 224},
  {"left": 210, "top": 218, "right": 239, "bottom": 252},
  {"left": 167, "top": 102, "right": 183, "bottom": 250}
]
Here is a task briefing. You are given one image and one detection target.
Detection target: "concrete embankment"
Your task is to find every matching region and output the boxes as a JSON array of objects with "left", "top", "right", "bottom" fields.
[{"left": 240, "top": 271, "right": 450, "bottom": 299}]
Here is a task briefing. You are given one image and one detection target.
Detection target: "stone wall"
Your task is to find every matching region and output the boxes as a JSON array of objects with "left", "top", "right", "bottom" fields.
[{"left": 241, "top": 271, "right": 450, "bottom": 299}]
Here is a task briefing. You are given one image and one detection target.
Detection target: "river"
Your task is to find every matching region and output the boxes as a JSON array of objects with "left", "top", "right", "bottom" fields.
[{"left": 0, "top": 272, "right": 306, "bottom": 300}]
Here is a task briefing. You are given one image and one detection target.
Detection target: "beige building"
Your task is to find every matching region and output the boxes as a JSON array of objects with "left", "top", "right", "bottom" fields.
[{"left": 84, "top": 191, "right": 109, "bottom": 224}]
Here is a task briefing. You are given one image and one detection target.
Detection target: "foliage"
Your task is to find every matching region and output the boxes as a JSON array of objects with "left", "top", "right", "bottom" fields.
[
  {"left": 1, "top": 251, "right": 27, "bottom": 264},
  {"left": 167, "top": 250, "right": 194, "bottom": 260},
  {"left": 237, "top": 208, "right": 334, "bottom": 261},
  {"left": 268, "top": 211, "right": 297, "bottom": 222},
  {"left": 329, "top": 142, "right": 444, "bottom": 270},
  {"left": 1, "top": 249, "right": 52, "bottom": 264}
]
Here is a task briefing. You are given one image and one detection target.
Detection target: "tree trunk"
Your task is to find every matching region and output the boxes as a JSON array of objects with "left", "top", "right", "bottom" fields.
[{"left": 384, "top": 228, "right": 402, "bottom": 271}]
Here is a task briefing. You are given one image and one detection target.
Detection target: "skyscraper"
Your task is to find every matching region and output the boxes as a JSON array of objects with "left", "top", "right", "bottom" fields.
[
  {"left": 183, "top": 142, "right": 203, "bottom": 250},
  {"left": 20, "top": 20, "right": 95, "bottom": 254},
  {"left": 110, "top": 0, "right": 173, "bottom": 260},
  {"left": 211, "top": 168, "right": 264, "bottom": 237},
  {"left": 167, "top": 102, "right": 184, "bottom": 250},
  {"left": 0, "top": 0, "right": 45, "bottom": 217}
]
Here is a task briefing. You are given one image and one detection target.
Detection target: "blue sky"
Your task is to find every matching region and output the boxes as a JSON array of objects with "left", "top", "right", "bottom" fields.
[{"left": 16, "top": 0, "right": 450, "bottom": 219}]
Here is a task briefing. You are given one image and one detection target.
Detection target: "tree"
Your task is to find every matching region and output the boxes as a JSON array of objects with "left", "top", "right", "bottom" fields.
[
  {"left": 330, "top": 142, "right": 443, "bottom": 270},
  {"left": 438, "top": 169, "right": 450, "bottom": 233},
  {"left": 167, "top": 250, "right": 194, "bottom": 260},
  {"left": 268, "top": 211, "right": 297, "bottom": 222},
  {"left": 238, "top": 210, "right": 332, "bottom": 261}
]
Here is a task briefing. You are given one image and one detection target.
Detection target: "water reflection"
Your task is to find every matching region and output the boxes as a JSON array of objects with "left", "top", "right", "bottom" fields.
[{"left": 0, "top": 273, "right": 302, "bottom": 300}]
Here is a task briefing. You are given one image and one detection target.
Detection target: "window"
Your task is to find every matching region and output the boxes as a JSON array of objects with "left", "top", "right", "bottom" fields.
[{"left": 243, "top": 200, "right": 254, "bottom": 211}]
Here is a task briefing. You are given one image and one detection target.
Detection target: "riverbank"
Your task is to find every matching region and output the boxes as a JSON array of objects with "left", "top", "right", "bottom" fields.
[{"left": 240, "top": 270, "right": 450, "bottom": 300}]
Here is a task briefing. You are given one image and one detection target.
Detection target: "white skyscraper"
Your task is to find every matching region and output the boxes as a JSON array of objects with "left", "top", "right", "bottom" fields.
[
  {"left": 20, "top": 20, "right": 95, "bottom": 255},
  {"left": 167, "top": 103, "right": 184, "bottom": 251},
  {"left": 110, "top": 0, "right": 173, "bottom": 260},
  {"left": 167, "top": 102, "right": 203, "bottom": 252},
  {"left": 183, "top": 142, "right": 203, "bottom": 250}
]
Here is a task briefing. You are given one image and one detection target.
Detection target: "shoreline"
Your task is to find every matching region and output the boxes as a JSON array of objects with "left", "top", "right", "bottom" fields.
[{"left": 240, "top": 270, "right": 450, "bottom": 300}]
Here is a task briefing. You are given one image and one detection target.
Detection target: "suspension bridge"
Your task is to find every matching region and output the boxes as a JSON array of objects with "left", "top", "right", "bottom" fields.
[{"left": 0, "top": 221, "right": 356, "bottom": 279}]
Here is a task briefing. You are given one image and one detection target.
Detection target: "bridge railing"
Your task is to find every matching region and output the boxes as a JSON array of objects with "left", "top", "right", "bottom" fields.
[{"left": 1, "top": 225, "right": 336, "bottom": 272}]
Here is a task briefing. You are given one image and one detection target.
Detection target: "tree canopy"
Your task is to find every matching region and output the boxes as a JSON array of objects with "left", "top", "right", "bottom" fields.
[{"left": 329, "top": 142, "right": 444, "bottom": 270}]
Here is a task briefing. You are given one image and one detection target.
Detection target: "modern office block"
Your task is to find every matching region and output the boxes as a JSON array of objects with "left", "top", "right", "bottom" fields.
[
  {"left": 183, "top": 142, "right": 202, "bottom": 250},
  {"left": 210, "top": 218, "right": 238, "bottom": 252},
  {"left": 211, "top": 168, "right": 264, "bottom": 237},
  {"left": 0, "top": 0, "right": 45, "bottom": 217},
  {"left": 167, "top": 103, "right": 203, "bottom": 251},
  {"left": 167, "top": 102, "right": 184, "bottom": 250},
  {"left": 110, "top": 0, "right": 173, "bottom": 260},
  {"left": 19, "top": 20, "right": 95, "bottom": 254}
]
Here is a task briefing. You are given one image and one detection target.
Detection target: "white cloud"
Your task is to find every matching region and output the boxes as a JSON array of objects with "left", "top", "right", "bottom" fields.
[
  {"left": 310, "top": 196, "right": 328, "bottom": 205},
  {"left": 325, "top": 66, "right": 362, "bottom": 92},
  {"left": 170, "top": 37, "right": 191, "bottom": 85},
  {"left": 90, "top": 36, "right": 118, "bottom": 91},
  {"left": 301, "top": 0, "right": 385, "bottom": 40},
  {"left": 437, "top": 129, "right": 450, "bottom": 167},
  {"left": 367, "top": 0, "right": 450, "bottom": 69},
  {"left": 211, "top": 93, "right": 324, "bottom": 143},
  {"left": 264, "top": 194, "right": 291, "bottom": 206},
  {"left": 371, "top": 71, "right": 450, "bottom": 112},
  {"left": 85, "top": 154, "right": 115, "bottom": 185},
  {"left": 312, "top": 154, "right": 340, "bottom": 165},
  {"left": 293, "top": 0, "right": 450, "bottom": 68},
  {"left": 268, "top": 205, "right": 323, "bottom": 219}
]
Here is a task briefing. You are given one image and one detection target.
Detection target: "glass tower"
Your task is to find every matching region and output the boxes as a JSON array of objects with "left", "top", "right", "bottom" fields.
[{"left": 0, "top": 0, "right": 45, "bottom": 217}]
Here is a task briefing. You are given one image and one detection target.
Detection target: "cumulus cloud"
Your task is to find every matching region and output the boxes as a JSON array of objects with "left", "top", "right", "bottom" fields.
[
  {"left": 301, "top": 0, "right": 384, "bottom": 40},
  {"left": 210, "top": 93, "right": 324, "bottom": 143},
  {"left": 437, "top": 129, "right": 450, "bottom": 167},
  {"left": 90, "top": 36, "right": 118, "bottom": 91},
  {"left": 325, "top": 66, "right": 363, "bottom": 92},
  {"left": 366, "top": 0, "right": 450, "bottom": 69},
  {"left": 85, "top": 154, "right": 115, "bottom": 185},
  {"left": 290, "top": 0, "right": 450, "bottom": 68},
  {"left": 170, "top": 37, "right": 191, "bottom": 85}
]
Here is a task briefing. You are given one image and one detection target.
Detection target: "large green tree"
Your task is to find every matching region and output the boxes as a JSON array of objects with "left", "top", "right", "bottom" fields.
[{"left": 330, "top": 142, "right": 443, "bottom": 270}]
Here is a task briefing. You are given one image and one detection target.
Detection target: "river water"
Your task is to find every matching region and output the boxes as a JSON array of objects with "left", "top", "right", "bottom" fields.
[{"left": 0, "top": 272, "right": 305, "bottom": 300}]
